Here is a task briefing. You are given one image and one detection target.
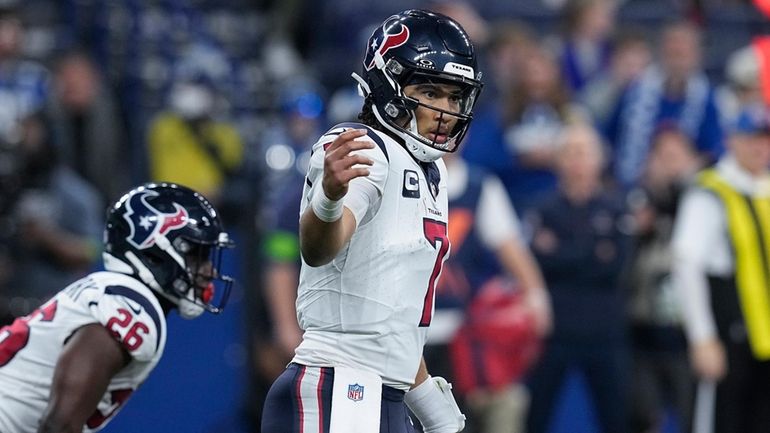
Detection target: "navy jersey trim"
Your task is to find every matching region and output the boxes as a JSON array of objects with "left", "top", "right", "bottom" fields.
[
  {"left": 323, "top": 122, "right": 389, "bottom": 162},
  {"left": 420, "top": 161, "right": 441, "bottom": 200},
  {"left": 105, "top": 285, "right": 163, "bottom": 351}
]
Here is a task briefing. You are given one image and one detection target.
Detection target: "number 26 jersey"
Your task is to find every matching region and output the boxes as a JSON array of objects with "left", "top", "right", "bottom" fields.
[{"left": 0, "top": 271, "right": 167, "bottom": 433}]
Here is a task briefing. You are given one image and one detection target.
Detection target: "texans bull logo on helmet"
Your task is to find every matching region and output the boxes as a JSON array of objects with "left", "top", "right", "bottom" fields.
[
  {"left": 365, "top": 17, "right": 410, "bottom": 71},
  {"left": 123, "top": 191, "right": 189, "bottom": 249}
]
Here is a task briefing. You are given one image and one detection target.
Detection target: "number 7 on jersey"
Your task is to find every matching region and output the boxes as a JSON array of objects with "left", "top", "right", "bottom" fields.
[{"left": 420, "top": 218, "right": 449, "bottom": 327}]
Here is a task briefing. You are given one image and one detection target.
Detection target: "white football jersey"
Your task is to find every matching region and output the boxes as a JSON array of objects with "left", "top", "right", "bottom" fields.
[
  {"left": 0, "top": 271, "right": 167, "bottom": 433},
  {"left": 293, "top": 123, "right": 450, "bottom": 390}
]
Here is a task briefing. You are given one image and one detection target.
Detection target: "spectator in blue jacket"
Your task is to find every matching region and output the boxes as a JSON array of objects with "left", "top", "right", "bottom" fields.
[{"left": 605, "top": 21, "right": 724, "bottom": 187}]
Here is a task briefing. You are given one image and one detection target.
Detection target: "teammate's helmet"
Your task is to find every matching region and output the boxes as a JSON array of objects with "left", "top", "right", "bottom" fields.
[
  {"left": 103, "top": 183, "right": 234, "bottom": 319},
  {"left": 353, "top": 9, "right": 483, "bottom": 162}
]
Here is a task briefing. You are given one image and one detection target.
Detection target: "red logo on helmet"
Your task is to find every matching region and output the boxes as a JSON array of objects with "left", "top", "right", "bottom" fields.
[
  {"left": 158, "top": 207, "right": 188, "bottom": 236},
  {"left": 366, "top": 24, "right": 410, "bottom": 70}
]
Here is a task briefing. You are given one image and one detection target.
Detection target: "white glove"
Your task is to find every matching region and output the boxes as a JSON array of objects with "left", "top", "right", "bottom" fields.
[{"left": 404, "top": 376, "right": 465, "bottom": 433}]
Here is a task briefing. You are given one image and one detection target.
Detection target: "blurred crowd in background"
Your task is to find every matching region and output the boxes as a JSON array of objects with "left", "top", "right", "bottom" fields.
[{"left": 0, "top": 0, "right": 768, "bottom": 432}]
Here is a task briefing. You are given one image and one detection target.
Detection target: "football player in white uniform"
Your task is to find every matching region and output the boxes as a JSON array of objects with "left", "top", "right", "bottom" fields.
[
  {"left": 261, "top": 9, "right": 483, "bottom": 433},
  {"left": 0, "top": 182, "right": 234, "bottom": 433}
]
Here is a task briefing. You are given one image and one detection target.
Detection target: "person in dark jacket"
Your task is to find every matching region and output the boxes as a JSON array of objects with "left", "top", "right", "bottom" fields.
[{"left": 525, "top": 121, "right": 631, "bottom": 433}]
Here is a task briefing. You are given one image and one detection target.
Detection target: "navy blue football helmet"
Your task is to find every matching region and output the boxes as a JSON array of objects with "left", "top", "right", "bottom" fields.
[
  {"left": 103, "top": 183, "right": 234, "bottom": 318},
  {"left": 353, "top": 9, "right": 483, "bottom": 162}
]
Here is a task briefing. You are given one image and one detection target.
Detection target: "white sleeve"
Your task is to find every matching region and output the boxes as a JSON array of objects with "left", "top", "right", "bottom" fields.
[
  {"left": 342, "top": 142, "right": 388, "bottom": 225},
  {"left": 300, "top": 143, "right": 327, "bottom": 216},
  {"left": 477, "top": 174, "right": 521, "bottom": 249},
  {"left": 303, "top": 132, "right": 388, "bottom": 226},
  {"left": 671, "top": 189, "right": 724, "bottom": 344},
  {"left": 90, "top": 288, "right": 163, "bottom": 362},
  {"left": 343, "top": 180, "right": 381, "bottom": 226}
]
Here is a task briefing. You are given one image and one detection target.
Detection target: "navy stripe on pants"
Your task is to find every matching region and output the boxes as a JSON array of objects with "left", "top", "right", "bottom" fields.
[{"left": 262, "top": 363, "right": 416, "bottom": 433}]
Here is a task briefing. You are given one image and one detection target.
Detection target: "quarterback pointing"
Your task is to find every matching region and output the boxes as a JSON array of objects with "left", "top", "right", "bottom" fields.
[
  {"left": 0, "top": 183, "right": 235, "bottom": 432},
  {"left": 261, "top": 9, "right": 483, "bottom": 433}
]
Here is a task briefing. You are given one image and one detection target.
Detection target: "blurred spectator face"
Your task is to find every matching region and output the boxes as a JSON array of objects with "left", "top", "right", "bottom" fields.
[
  {"left": 18, "top": 114, "right": 54, "bottom": 178},
  {"left": 0, "top": 13, "right": 20, "bottom": 60},
  {"left": 287, "top": 113, "right": 319, "bottom": 145},
  {"left": 522, "top": 49, "right": 561, "bottom": 101},
  {"left": 169, "top": 81, "right": 215, "bottom": 120},
  {"left": 556, "top": 123, "right": 604, "bottom": 183},
  {"left": 488, "top": 22, "right": 534, "bottom": 93},
  {"left": 572, "top": 0, "right": 616, "bottom": 40},
  {"left": 56, "top": 55, "right": 99, "bottom": 113},
  {"left": 729, "top": 106, "right": 770, "bottom": 176},
  {"left": 660, "top": 23, "right": 702, "bottom": 80},
  {"left": 282, "top": 89, "right": 324, "bottom": 145},
  {"left": 728, "top": 116, "right": 770, "bottom": 175},
  {"left": 611, "top": 38, "right": 652, "bottom": 84},
  {"left": 646, "top": 129, "right": 699, "bottom": 186},
  {"left": 731, "top": 133, "right": 770, "bottom": 176},
  {"left": 20, "top": 115, "right": 45, "bottom": 155}
]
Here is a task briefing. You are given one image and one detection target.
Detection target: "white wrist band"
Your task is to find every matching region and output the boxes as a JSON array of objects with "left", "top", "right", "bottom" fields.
[
  {"left": 311, "top": 189, "right": 344, "bottom": 222},
  {"left": 405, "top": 376, "right": 466, "bottom": 433}
]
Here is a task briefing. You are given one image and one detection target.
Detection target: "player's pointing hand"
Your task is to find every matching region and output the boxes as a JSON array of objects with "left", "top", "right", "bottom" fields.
[{"left": 322, "top": 128, "right": 375, "bottom": 201}]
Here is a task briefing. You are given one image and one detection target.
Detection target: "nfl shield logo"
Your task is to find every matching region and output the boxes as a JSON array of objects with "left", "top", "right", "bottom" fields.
[{"left": 347, "top": 383, "right": 364, "bottom": 402}]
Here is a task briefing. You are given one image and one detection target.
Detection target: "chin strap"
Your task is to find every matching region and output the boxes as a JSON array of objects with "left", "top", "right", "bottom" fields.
[
  {"left": 151, "top": 234, "right": 204, "bottom": 318},
  {"left": 154, "top": 234, "right": 185, "bottom": 269},
  {"left": 372, "top": 104, "right": 443, "bottom": 163},
  {"left": 103, "top": 252, "right": 134, "bottom": 274},
  {"left": 176, "top": 296, "right": 205, "bottom": 319},
  {"left": 124, "top": 251, "right": 163, "bottom": 292}
]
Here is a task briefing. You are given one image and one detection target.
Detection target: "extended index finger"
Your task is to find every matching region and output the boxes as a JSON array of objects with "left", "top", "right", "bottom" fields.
[{"left": 326, "top": 128, "right": 369, "bottom": 153}]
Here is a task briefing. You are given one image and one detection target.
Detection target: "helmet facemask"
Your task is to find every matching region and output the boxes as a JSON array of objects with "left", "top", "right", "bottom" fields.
[
  {"left": 167, "top": 233, "right": 234, "bottom": 319},
  {"left": 379, "top": 62, "right": 481, "bottom": 161},
  {"left": 355, "top": 60, "right": 481, "bottom": 162},
  {"left": 113, "top": 232, "right": 234, "bottom": 319}
]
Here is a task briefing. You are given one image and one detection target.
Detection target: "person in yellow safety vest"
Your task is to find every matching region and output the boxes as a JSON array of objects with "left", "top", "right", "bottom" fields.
[{"left": 672, "top": 103, "right": 770, "bottom": 433}]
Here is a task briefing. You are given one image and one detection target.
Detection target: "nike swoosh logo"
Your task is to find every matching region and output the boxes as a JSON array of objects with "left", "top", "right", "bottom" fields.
[{"left": 125, "top": 300, "right": 142, "bottom": 316}]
